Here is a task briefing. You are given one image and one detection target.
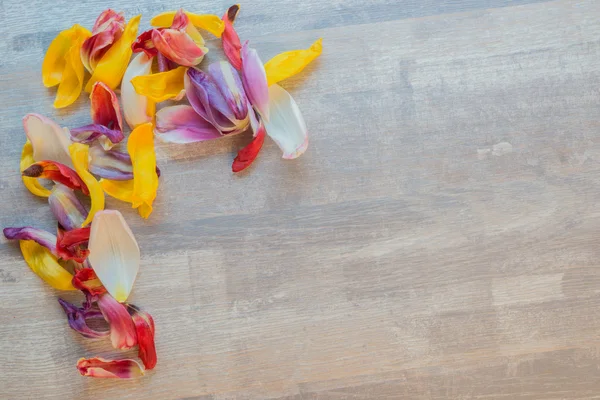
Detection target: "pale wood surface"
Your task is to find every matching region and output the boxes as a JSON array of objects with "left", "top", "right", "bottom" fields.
[{"left": 2, "top": 0, "right": 600, "bottom": 398}]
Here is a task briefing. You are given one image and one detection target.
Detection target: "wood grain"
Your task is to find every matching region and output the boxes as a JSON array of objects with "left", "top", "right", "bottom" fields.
[{"left": 2, "top": 0, "right": 600, "bottom": 398}]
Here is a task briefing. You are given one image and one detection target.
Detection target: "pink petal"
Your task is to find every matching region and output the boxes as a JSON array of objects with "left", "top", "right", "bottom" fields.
[
  {"left": 241, "top": 41, "right": 269, "bottom": 121},
  {"left": 90, "top": 82, "right": 124, "bottom": 150},
  {"left": 77, "top": 357, "right": 144, "bottom": 379},
  {"left": 152, "top": 28, "right": 206, "bottom": 67},
  {"left": 97, "top": 293, "right": 137, "bottom": 349},
  {"left": 221, "top": 5, "right": 242, "bottom": 70},
  {"left": 81, "top": 10, "right": 125, "bottom": 73},
  {"left": 155, "top": 105, "right": 222, "bottom": 143}
]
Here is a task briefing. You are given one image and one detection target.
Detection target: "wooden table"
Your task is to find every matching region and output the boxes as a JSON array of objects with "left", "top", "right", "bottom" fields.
[{"left": 2, "top": 0, "right": 600, "bottom": 398}]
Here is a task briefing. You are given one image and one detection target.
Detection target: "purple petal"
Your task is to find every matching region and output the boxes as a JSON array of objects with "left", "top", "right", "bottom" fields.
[
  {"left": 58, "top": 298, "right": 110, "bottom": 339},
  {"left": 48, "top": 184, "right": 88, "bottom": 230},
  {"left": 88, "top": 146, "right": 133, "bottom": 180},
  {"left": 155, "top": 105, "right": 223, "bottom": 144},
  {"left": 3, "top": 227, "right": 57, "bottom": 254},
  {"left": 71, "top": 124, "right": 125, "bottom": 148},
  {"left": 208, "top": 61, "right": 248, "bottom": 121},
  {"left": 241, "top": 41, "right": 270, "bottom": 121}
]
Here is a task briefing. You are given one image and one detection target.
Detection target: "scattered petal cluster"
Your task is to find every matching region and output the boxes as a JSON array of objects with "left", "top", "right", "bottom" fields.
[{"left": 7, "top": 3, "right": 323, "bottom": 379}]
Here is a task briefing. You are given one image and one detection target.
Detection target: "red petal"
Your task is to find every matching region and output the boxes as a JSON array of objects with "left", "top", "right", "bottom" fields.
[
  {"left": 77, "top": 357, "right": 144, "bottom": 379},
  {"left": 22, "top": 161, "right": 89, "bottom": 195},
  {"left": 132, "top": 29, "right": 159, "bottom": 58},
  {"left": 57, "top": 226, "right": 90, "bottom": 263},
  {"left": 97, "top": 293, "right": 138, "bottom": 349},
  {"left": 72, "top": 267, "right": 106, "bottom": 296},
  {"left": 232, "top": 120, "right": 266, "bottom": 172},
  {"left": 222, "top": 5, "right": 242, "bottom": 70},
  {"left": 127, "top": 304, "right": 157, "bottom": 369},
  {"left": 90, "top": 82, "right": 123, "bottom": 134}
]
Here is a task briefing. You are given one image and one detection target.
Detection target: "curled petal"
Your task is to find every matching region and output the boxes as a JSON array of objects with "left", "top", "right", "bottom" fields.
[
  {"left": 4, "top": 227, "right": 57, "bottom": 254},
  {"left": 97, "top": 293, "right": 137, "bottom": 349},
  {"left": 155, "top": 105, "right": 222, "bottom": 144},
  {"left": 23, "top": 114, "right": 72, "bottom": 167},
  {"left": 122, "top": 53, "right": 155, "bottom": 130},
  {"left": 264, "top": 84, "right": 308, "bottom": 159},
  {"left": 58, "top": 298, "right": 109, "bottom": 338},
  {"left": 22, "top": 161, "right": 89, "bottom": 195},
  {"left": 86, "top": 15, "right": 141, "bottom": 92},
  {"left": 72, "top": 268, "right": 106, "bottom": 296},
  {"left": 128, "top": 123, "right": 159, "bottom": 219},
  {"left": 70, "top": 124, "right": 124, "bottom": 149},
  {"left": 151, "top": 11, "right": 224, "bottom": 37},
  {"left": 151, "top": 28, "right": 207, "bottom": 67},
  {"left": 221, "top": 5, "right": 242, "bottom": 70},
  {"left": 89, "top": 146, "right": 133, "bottom": 180},
  {"left": 265, "top": 38, "right": 323, "bottom": 86},
  {"left": 232, "top": 119, "right": 266, "bottom": 172},
  {"left": 18, "top": 240, "right": 75, "bottom": 290},
  {"left": 56, "top": 226, "right": 90, "bottom": 263},
  {"left": 241, "top": 41, "right": 269, "bottom": 120},
  {"left": 69, "top": 143, "right": 105, "bottom": 227},
  {"left": 88, "top": 210, "right": 140, "bottom": 303},
  {"left": 48, "top": 184, "right": 88, "bottom": 231},
  {"left": 208, "top": 62, "right": 248, "bottom": 121},
  {"left": 21, "top": 141, "right": 51, "bottom": 198},
  {"left": 42, "top": 24, "right": 92, "bottom": 108},
  {"left": 82, "top": 82, "right": 124, "bottom": 149},
  {"left": 131, "top": 66, "right": 187, "bottom": 103},
  {"left": 132, "top": 28, "right": 159, "bottom": 58},
  {"left": 100, "top": 179, "right": 134, "bottom": 203},
  {"left": 81, "top": 10, "right": 126, "bottom": 73},
  {"left": 77, "top": 357, "right": 144, "bottom": 379},
  {"left": 128, "top": 304, "right": 157, "bottom": 369}
]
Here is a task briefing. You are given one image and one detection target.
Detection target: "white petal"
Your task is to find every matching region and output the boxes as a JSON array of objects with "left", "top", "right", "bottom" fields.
[
  {"left": 88, "top": 210, "right": 140, "bottom": 302},
  {"left": 122, "top": 53, "right": 154, "bottom": 130},
  {"left": 263, "top": 85, "right": 308, "bottom": 159},
  {"left": 23, "top": 113, "right": 73, "bottom": 166}
]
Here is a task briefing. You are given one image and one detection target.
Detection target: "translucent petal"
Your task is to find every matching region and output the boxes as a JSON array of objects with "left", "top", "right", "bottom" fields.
[
  {"left": 23, "top": 114, "right": 72, "bottom": 167},
  {"left": 264, "top": 38, "right": 323, "bottom": 86},
  {"left": 122, "top": 53, "right": 155, "bottom": 130},
  {"left": 241, "top": 42, "right": 269, "bottom": 120},
  {"left": 88, "top": 210, "right": 140, "bottom": 303}
]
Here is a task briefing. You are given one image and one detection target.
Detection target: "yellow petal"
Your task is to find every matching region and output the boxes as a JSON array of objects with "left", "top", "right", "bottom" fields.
[
  {"left": 42, "top": 24, "right": 91, "bottom": 88},
  {"left": 69, "top": 143, "right": 105, "bottom": 226},
  {"left": 151, "top": 11, "right": 224, "bottom": 38},
  {"left": 86, "top": 15, "right": 141, "bottom": 92},
  {"left": 100, "top": 179, "right": 133, "bottom": 203},
  {"left": 128, "top": 123, "right": 158, "bottom": 219},
  {"left": 131, "top": 66, "right": 187, "bottom": 103},
  {"left": 54, "top": 34, "right": 89, "bottom": 109},
  {"left": 20, "top": 240, "right": 75, "bottom": 291},
  {"left": 21, "top": 141, "right": 51, "bottom": 198},
  {"left": 264, "top": 38, "right": 323, "bottom": 86}
]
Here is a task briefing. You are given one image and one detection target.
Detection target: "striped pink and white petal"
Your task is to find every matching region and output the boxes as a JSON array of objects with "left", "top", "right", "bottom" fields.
[
  {"left": 77, "top": 357, "right": 144, "bottom": 379},
  {"left": 241, "top": 41, "right": 269, "bottom": 121}
]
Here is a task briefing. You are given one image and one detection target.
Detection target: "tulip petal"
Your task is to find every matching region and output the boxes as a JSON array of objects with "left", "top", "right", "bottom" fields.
[
  {"left": 89, "top": 146, "right": 133, "bottom": 180},
  {"left": 265, "top": 38, "right": 323, "bottom": 86},
  {"left": 127, "top": 304, "right": 157, "bottom": 370},
  {"left": 122, "top": 53, "right": 155, "bottom": 130},
  {"left": 263, "top": 85, "right": 309, "bottom": 159},
  {"left": 21, "top": 141, "right": 51, "bottom": 198},
  {"left": 42, "top": 24, "right": 91, "bottom": 88},
  {"left": 72, "top": 268, "right": 106, "bottom": 296},
  {"left": 151, "top": 11, "right": 224, "bottom": 38},
  {"left": 131, "top": 66, "right": 187, "bottom": 103},
  {"left": 54, "top": 33, "right": 90, "bottom": 109},
  {"left": 48, "top": 184, "right": 88, "bottom": 231},
  {"left": 221, "top": 5, "right": 242, "bottom": 70},
  {"left": 152, "top": 28, "right": 207, "bottom": 67},
  {"left": 100, "top": 179, "right": 134, "bottom": 202},
  {"left": 69, "top": 143, "right": 105, "bottom": 227},
  {"left": 232, "top": 120, "right": 266, "bottom": 172},
  {"left": 241, "top": 41, "right": 269, "bottom": 120},
  {"left": 88, "top": 210, "right": 140, "bottom": 303},
  {"left": 17, "top": 240, "right": 75, "bottom": 290},
  {"left": 56, "top": 226, "right": 90, "bottom": 263},
  {"left": 208, "top": 62, "right": 248, "bottom": 121},
  {"left": 128, "top": 123, "right": 159, "bottom": 219},
  {"left": 58, "top": 298, "right": 110, "bottom": 338},
  {"left": 70, "top": 124, "right": 124, "bottom": 149},
  {"left": 4, "top": 227, "right": 57, "bottom": 254},
  {"left": 23, "top": 114, "right": 72, "bottom": 167},
  {"left": 155, "top": 105, "right": 222, "bottom": 143},
  {"left": 97, "top": 293, "right": 137, "bottom": 349},
  {"left": 86, "top": 15, "right": 141, "bottom": 92},
  {"left": 22, "top": 161, "right": 89, "bottom": 195},
  {"left": 81, "top": 10, "right": 126, "bottom": 73},
  {"left": 77, "top": 357, "right": 144, "bottom": 379}
]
